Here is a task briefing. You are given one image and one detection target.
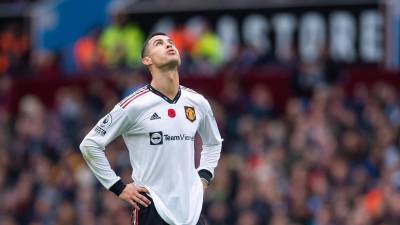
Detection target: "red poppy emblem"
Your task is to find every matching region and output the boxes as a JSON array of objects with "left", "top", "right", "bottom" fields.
[{"left": 168, "top": 108, "right": 176, "bottom": 118}]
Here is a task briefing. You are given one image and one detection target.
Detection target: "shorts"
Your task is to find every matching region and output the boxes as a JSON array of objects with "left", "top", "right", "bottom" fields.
[{"left": 130, "top": 196, "right": 207, "bottom": 225}]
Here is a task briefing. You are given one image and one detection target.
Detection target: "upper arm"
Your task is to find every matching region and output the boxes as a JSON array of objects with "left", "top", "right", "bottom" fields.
[
  {"left": 198, "top": 97, "right": 223, "bottom": 145},
  {"left": 80, "top": 105, "right": 134, "bottom": 150}
]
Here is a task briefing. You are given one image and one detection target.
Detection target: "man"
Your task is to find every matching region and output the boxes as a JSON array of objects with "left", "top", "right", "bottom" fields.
[{"left": 79, "top": 32, "right": 223, "bottom": 225}]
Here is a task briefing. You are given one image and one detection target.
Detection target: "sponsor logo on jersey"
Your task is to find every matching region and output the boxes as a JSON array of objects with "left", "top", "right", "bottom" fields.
[
  {"left": 150, "top": 112, "right": 161, "bottom": 120},
  {"left": 184, "top": 106, "right": 196, "bottom": 122},
  {"left": 164, "top": 134, "right": 195, "bottom": 141},
  {"left": 149, "top": 131, "right": 195, "bottom": 145},
  {"left": 149, "top": 131, "right": 163, "bottom": 145}
]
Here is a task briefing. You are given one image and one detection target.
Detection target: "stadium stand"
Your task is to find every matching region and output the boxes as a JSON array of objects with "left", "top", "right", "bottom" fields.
[{"left": 0, "top": 0, "right": 399, "bottom": 225}]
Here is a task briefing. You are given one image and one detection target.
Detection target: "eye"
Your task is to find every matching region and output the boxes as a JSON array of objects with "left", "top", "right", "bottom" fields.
[{"left": 155, "top": 41, "right": 162, "bottom": 46}]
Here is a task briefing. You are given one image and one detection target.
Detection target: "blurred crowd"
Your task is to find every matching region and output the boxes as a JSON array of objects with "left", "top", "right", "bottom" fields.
[
  {"left": 73, "top": 14, "right": 224, "bottom": 75},
  {"left": 0, "top": 23, "right": 30, "bottom": 75},
  {"left": 0, "top": 14, "right": 226, "bottom": 77},
  {"left": 207, "top": 80, "right": 400, "bottom": 225},
  {"left": 0, "top": 6, "right": 399, "bottom": 225},
  {"left": 0, "top": 65, "right": 399, "bottom": 225}
]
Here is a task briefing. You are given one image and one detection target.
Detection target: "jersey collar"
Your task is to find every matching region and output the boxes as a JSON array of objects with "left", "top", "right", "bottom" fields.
[{"left": 147, "top": 84, "right": 181, "bottom": 104}]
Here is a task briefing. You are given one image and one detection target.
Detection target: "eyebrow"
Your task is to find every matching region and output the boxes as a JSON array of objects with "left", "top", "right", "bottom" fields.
[
  {"left": 152, "top": 38, "right": 174, "bottom": 45},
  {"left": 152, "top": 38, "right": 163, "bottom": 45}
]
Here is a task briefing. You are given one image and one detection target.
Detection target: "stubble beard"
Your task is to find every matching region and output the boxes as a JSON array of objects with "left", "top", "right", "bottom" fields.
[{"left": 160, "top": 57, "right": 181, "bottom": 70}]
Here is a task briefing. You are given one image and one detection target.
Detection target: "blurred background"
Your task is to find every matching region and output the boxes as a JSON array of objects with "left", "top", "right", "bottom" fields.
[{"left": 0, "top": 0, "right": 400, "bottom": 225}]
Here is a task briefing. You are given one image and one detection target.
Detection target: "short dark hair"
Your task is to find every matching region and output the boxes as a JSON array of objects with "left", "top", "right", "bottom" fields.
[{"left": 141, "top": 32, "right": 169, "bottom": 58}]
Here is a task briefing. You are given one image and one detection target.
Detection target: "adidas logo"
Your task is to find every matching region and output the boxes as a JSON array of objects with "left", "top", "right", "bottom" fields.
[{"left": 150, "top": 113, "right": 161, "bottom": 120}]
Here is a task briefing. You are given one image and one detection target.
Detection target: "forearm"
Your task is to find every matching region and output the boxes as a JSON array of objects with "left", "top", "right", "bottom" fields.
[
  {"left": 197, "top": 142, "right": 222, "bottom": 182},
  {"left": 79, "top": 139, "right": 121, "bottom": 190}
]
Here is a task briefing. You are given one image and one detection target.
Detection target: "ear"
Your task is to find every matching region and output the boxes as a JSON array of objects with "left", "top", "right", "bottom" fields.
[{"left": 142, "top": 56, "right": 152, "bottom": 66}]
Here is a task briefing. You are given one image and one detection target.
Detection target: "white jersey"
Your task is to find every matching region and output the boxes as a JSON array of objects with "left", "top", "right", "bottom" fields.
[{"left": 79, "top": 84, "right": 223, "bottom": 225}]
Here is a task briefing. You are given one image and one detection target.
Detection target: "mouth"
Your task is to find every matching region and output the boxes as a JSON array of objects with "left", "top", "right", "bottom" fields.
[{"left": 167, "top": 50, "right": 176, "bottom": 55}]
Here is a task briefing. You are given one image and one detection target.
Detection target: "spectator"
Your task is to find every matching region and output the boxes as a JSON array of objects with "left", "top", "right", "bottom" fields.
[
  {"left": 191, "top": 21, "right": 224, "bottom": 74},
  {"left": 99, "top": 13, "right": 144, "bottom": 69},
  {"left": 0, "top": 23, "right": 30, "bottom": 74},
  {"left": 74, "top": 28, "right": 105, "bottom": 72}
]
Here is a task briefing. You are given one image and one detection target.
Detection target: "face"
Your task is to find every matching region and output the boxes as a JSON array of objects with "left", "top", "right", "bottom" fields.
[{"left": 142, "top": 35, "right": 181, "bottom": 69}]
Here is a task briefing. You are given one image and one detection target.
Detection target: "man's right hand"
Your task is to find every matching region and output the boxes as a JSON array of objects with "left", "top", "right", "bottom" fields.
[{"left": 119, "top": 183, "right": 151, "bottom": 210}]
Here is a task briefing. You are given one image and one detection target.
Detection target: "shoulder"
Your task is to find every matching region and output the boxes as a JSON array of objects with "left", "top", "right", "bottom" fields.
[
  {"left": 119, "top": 85, "right": 151, "bottom": 110},
  {"left": 180, "top": 85, "right": 211, "bottom": 111},
  {"left": 180, "top": 85, "right": 200, "bottom": 94},
  {"left": 180, "top": 85, "right": 205, "bottom": 101}
]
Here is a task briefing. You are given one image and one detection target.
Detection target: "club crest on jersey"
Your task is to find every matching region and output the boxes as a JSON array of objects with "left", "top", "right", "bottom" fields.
[{"left": 184, "top": 106, "right": 196, "bottom": 122}]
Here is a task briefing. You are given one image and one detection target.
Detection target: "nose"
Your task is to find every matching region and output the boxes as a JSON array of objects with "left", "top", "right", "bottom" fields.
[{"left": 166, "top": 43, "right": 172, "bottom": 49}]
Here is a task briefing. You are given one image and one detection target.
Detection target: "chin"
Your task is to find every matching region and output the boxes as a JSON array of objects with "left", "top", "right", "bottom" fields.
[{"left": 165, "top": 57, "right": 181, "bottom": 67}]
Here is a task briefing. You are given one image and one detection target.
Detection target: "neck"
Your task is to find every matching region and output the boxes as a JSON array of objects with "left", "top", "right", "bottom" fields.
[{"left": 150, "top": 67, "right": 180, "bottom": 100}]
